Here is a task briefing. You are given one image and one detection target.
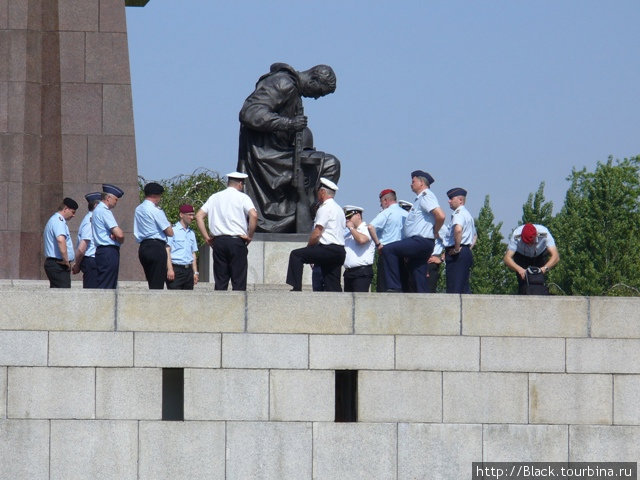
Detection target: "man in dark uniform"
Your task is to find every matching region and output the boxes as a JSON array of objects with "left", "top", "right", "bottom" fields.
[
  {"left": 72, "top": 192, "right": 101, "bottom": 288},
  {"left": 43, "top": 197, "right": 78, "bottom": 288},
  {"left": 237, "top": 63, "right": 340, "bottom": 233},
  {"left": 92, "top": 184, "right": 125, "bottom": 289},
  {"left": 134, "top": 182, "right": 173, "bottom": 289}
]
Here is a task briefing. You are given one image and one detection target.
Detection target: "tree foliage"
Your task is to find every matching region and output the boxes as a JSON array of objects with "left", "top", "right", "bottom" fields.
[
  {"left": 521, "top": 182, "right": 553, "bottom": 225},
  {"left": 551, "top": 156, "right": 640, "bottom": 296},
  {"left": 138, "top": 168, "right": 225, "bottom": 246},
  {"left": 470, "top": 195, "right": 514, "bottom": 294}
]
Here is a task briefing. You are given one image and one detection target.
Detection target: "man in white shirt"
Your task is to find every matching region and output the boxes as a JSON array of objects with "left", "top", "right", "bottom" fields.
[
  {"left": 196, "top": 172, "right": 257, "bottom": 291},
  {"left": 286, "top": 178, "right": 346, "bottom": 291},
  {"left": 343, "top": 205, "right": 375, "bottom": 292}
]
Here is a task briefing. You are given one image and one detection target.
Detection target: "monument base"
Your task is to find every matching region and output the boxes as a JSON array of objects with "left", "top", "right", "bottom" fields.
[{"left": 199, "top": 233, "right": 313, "bottom": 287}]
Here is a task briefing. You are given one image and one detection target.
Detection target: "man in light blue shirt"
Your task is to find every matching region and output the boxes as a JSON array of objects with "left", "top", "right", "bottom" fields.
[
  {"left": 43, "top": 197, "right": 78, "bottom": 288},
  {"left": 367, "top": 188, "right": 408, "bottom": 292},
  {"left": 166, "top": 204, "right": 199, "bottom": 290},
  {"left": 382, "top": 170, "right": 445, "bottom": 293},
  {"left": 92, "top": 184, "right": 125, "bottom": 289},
  {"left": 443, "top": 188, "right": 476, "bottom": 294},
  {"left": 134, "top": 182, "right": 173, "bottom": 289},
  {"left": 72, "top": 192, "right": 101, "bottom": 288}
]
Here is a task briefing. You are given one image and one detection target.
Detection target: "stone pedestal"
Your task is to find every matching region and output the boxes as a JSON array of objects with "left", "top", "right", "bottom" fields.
[
  {"left": 0, "top": 0, "right": 142, "bottom": 280},
  {"left": 199, "top": 233, "right": 313, "bottom": 287}
]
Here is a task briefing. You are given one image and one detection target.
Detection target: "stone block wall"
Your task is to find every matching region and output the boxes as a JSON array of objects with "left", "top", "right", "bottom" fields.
[{"left": 1, "top": 284, "right": 640, "bottom": 479}]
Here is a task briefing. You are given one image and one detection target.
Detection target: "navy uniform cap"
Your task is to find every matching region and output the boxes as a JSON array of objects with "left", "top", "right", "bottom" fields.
[
  {"left": 398, "top": 200, "right": 413, "bottom": 211},
  {"left": 102, "top": 184, "right": 124, "bottom": 198},
  {"left": 411, "top": 170, "right": 435, "bottom": 185},
  {"left": 320, "top": 177, "right": 339, "bottom": 191},
  {"left": 85, "top": 192, "right": 102, "bottom": 203},
  {"left": 343, "top": 205, "right": 363, "bottom": 218},
  {"left": 446, "top": 187, "right": 467, "bottom": 199},
  {"left": 63, "top": 197, "right": 78, "bottom": 210},
  {"left": 143, "top": 182, "right": 164, "bottom": 196}
]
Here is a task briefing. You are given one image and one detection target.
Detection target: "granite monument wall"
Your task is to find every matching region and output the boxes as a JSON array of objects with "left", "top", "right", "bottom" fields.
[{"left": 0, "top": 285, "right": 639, "bottom": 479}]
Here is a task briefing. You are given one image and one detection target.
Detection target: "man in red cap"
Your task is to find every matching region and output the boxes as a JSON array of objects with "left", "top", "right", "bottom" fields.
[
  {"left": 166, "top": 204, "right": 199, "bottom": 290},
  {"left": 504, "top": 223, "right": 560, "bottom": 294}
]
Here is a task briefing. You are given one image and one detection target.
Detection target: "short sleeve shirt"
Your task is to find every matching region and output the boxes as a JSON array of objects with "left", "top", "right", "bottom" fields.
[
  {"left": 403, "top": 189, "right": 440, "bottom": 239},
  {"left": 344, "top": 221, "right": 375, "bottom": 268},
  {"left": 369, "top": 203, "right": 408, "bottom": 245},
  {"left": 201, "top": 187, "right": 256, "bottom": 236},
  {"left": 134, "top": 199, "right": 171, "bottom": 242},
  {"left": 507, "top": 224, "right": 556, "bottom": 257},
  {"left": 44, "top": 212, "right": 74, "bottom": 261},
  {"left": 76, "top": 211, "right": 96, "bottom": 258},
  {"left": 314, "top": 198, "right": 346, "bottom": 246},
  {"left": 91, "top": 201, "right": 120, "bottom": 246},
  {"left": 443, "top": 205, "right": 476, "bottom": 247},
  {"left": 167, "top": 222, "right": 198, "bottom": 265}
]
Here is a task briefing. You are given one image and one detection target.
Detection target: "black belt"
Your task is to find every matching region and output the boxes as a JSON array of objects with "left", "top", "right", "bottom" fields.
[
  {"left": 46, "top": 257, "right": 63, "bottom": 261},
  {"left": 172, "top": 263, "right": 192, "bottom": 269},
  {"left": 344, "top": 265, "right": 373, "bottom": 272},
  {"left": 141, "top": 238, "right": 166, "bottom": 245},
  {"left": 97, "top": 245, "right": 120, "bottom": 250}
]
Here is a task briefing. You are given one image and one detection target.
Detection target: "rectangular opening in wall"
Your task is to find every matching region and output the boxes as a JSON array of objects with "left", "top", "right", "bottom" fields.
[
  {"left": 335, "top": 370, "right": 357, "bottom": 422},
  {"left": 162, "top": 368, "right": 184, "bottom": 421}
]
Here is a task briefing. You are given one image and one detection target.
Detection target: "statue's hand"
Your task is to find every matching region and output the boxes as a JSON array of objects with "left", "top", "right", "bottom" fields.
[{"left": 289, "top": 115, "right": 308, "bottom": 131}]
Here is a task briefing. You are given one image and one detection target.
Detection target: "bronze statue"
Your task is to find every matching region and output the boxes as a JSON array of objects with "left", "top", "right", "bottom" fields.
[{"left": 237, "top": 63, "right": 340, "bottom": 233}]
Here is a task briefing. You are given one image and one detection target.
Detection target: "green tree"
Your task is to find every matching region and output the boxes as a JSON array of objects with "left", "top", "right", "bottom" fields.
[
  {"left": 138, "top": 168, "right": 225, "bottom": 246},
  {"left": 521, "top": 181, "right": 553, "bottom": 225},
  {"left": 470, "top": 195, "right": 514, "bottom": 294},
  {"left": 552, "top": 156, "right": 640, "bottom": 296}
]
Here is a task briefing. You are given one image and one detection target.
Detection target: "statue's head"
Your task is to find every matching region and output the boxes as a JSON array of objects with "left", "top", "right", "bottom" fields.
[{"left": 302, "top": 65, "right": 336, "bottom": 99}]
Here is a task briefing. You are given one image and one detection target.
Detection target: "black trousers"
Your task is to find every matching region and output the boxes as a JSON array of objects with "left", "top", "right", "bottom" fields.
[
  {"left": 382, "top": 236, "right": 435, "bottom": 292},
  {"left": 80, "top": 256, "right": 98, "bottom": 289},
  {"left": 212, "top": 236, "right": 248, "bottom": 291},
  {"left": 445, "top": 245, "right": 473, "bottom": 294},
  {"left": 287, "top": 244, "right": 346, "bottom": 291},
  {"left": 44, "top": 258, "right": 71, "bottom": 288},
  {"left": 513, "top": 250, "right": 548, "bottom": 294},
  {"left": 96, "top": 245, "right": 120, "bottom": 289},
  {"left": 426, "top": 262, "right": 440, "bottom": 293},
  {"left": 139, "top": 239, "right": 168, "bottom": 289},
  {"left": 166, "top": 263, "right": 194, "bottom": 290},
  {"left": 344, "top": 265, "right": 374, "bottom": 292}
]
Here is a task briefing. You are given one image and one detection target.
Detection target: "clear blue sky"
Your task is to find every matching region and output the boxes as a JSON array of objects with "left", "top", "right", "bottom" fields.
[{"left": 126, "top": 1, "right": 640, "bottom": 236}]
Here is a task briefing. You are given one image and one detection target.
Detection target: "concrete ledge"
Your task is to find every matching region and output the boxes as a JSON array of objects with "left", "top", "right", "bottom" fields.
[
  {"left": 396, "top": 335, "right": 479, "bottom": 371},
  {"left": 117, "top": 291, "right": 245, "bottom": 332},
  {"left": 49, "top": 331, "right": 133, "bottom": 367},
  {"left": 483, "top": 424, "right": 568, "bottom": 461},
  {"left": 462, "top": 295, "right": 589, "bottom": 337},
  {"left": 354, "top": 293, "right": 460, "bottom": 335},
  {"left": 309, "top": 334, "right": 394, "bottom": 370},
  {"left": 222, "top": 333, "right": 308, "bottom": 369},
  {"left": 134, "top": 332, "right": 221, "bottom": 368},
  {"left": 247, "top": 292, "right": 352, "bottom": 334},
  {"left": 567, "top": 338, "right": 640, "bottom": 373},
  {"left": 0, "top": 290, "right": 115, "bottom": 331},
  {"left": 481, "top": 337, "right": 565, "bottom": 372},
  {"left": 590, "top": 297, "right": 640, "bottom": 338}
]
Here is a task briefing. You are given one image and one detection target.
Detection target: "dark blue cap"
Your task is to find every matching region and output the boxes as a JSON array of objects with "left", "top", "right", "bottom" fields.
[
  {"left": 411, "top": 170, "right": 435, "bottom": 185},
  {"left": 85, "top": 192, "right": 102, "bottom": 203},
  {"left": 447, "top": 187, "right": 467, "bottom": 199},
  {"left": 63, "top": 197, "right": 78, "bottom": 210},
  {"left": 102, "top": 184, "right": 124, "bottom": 198}
]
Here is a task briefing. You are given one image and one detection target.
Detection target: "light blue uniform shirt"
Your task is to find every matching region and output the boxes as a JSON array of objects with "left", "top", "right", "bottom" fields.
[
  {"left": 369, "top": 203, "right": 408, "bottom": 245},
  {"left": 76, "top": 211, "right": 96, "bottom": 258},
  {"left": 44, "top": 212, "right": 74, "bottom": 261},
  {"left": 508, "top": 224, "right": 556, "bottom": 257},
  {"left": 167, "top": 222, "right": 198, "bottom": 265},
  {"left": 134, "top": 199, "right": 171, "bottom": 242},
  {"left": 91, "top": 201, "right": 120, "bottom": 246},
  {"left": 403, "top": 189, "right": 440, "bottom": 239},
  {"left": 432, "top": 225, "right": 449, "bottom": 256},
  {"left": 443, "top": 205, "right": 476, "bottom": 247}
]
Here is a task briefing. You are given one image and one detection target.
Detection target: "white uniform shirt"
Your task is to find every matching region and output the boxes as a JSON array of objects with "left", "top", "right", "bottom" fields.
[
  {"left": 200, "top": 187, "right": 255, "bottom": 236},
  {"left": 507, "top": 224, "right": 556, "bottom": 257},
  {"left": 344, "top": 221, "right": 375, "bottom": 268},
  {"left": 443, "top": 205, "right": 476, "bottom": 247},
  {"left": 314, "top": 198, "right": 345, "bottom": 246}
]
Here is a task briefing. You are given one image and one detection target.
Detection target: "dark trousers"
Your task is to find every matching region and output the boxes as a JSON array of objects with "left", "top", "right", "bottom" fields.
[
  {"left": 426, "top": 262, "right": 440, "bottom": 293},
  {"left": 287, "top": 244, "right": 346, "bottom": 291},
  {"left": 139, "top": 239, "right": 167, "bottom": 289},
  {"left": 44, "top": 258, "right": 71, "bottom": 288},
  {"left": 344, "top": 265, "right": 374, "bottom": 292},
  {"left": 382, "top": 236, "right": 435, "bottom": 292},
  {"left": 212, "top": 236, "right": 248, "bottom": 291},
  {"left": 312, "top": 264, "right": 325, "bottom": 291},
  {"left": 513, "top": 250, "right": 548, "bottom": 294},
  {"left": 445, "top": 246, "right": 473, "bottom": 294},
  {"left": 80, "top": 256, "right": 98, "bottom": 289},
  {"left": 96, "top": 245, "right": 120, "bottom": 289},
  {"left": 166, "top": 264, "right": 194, "bottom": 290}
]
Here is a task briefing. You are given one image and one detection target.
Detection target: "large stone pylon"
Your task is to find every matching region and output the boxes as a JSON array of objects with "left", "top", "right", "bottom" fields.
[{"left": 1, "top": 0, "right": 147, "bottom": 280}]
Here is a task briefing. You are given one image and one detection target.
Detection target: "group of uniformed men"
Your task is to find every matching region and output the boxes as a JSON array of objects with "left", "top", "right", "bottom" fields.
[{"left": 43, "top": 169, "right": 559, "bottom": 293}]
